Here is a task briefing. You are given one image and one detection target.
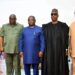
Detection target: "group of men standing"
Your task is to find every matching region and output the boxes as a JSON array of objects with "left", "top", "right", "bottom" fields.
[{"left": 0, "top": 8, "right": 74, "bottom": 75}]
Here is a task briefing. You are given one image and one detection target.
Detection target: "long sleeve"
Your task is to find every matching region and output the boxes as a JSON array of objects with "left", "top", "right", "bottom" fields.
[
  {"left": 18, "top": 30, "right": 24, "bottom": 52},
  {"left": 40, "top": 28, "right": 45, "bottom": 52},
  {"left": 65, "top": 23, "right": 69, "bottom": 49},
  {"left": 62, "top": 23, "right": 69, "bottom": 50}
]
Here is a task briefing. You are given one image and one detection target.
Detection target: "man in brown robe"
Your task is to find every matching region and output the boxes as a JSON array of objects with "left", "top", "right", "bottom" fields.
[{"left": 69, "top": 21, "right": 75, "bottom": 75}]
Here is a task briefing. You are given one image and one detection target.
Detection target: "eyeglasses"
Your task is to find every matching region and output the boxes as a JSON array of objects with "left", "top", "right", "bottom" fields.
[{"left": 51, "top": 13, "right": 58, "bottom": 16}]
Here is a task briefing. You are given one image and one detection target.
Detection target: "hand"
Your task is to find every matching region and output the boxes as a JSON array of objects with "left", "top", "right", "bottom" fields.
[
  {"left": 19, "top": 52, "right": 23, "bottom": 58},
  {"left": 0, "top": 47, "right": 4, "bottom": 56},
  {"left": 0, "top": 47, "right": 3, "bottom": 52},
  {"left": 39, "top": 51, "right": 43, "bottom": 58},
  {"left": 66, "top": 49, "right": 68, "bottom": 56},
  {"left": 68, "top": 49, "right": 71, "bottom": 56}
]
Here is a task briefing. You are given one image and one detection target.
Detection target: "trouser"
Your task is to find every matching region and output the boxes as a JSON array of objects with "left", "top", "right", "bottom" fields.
[
  {"left": 6, "top": 53, "right": 21, "bottom": 75},
  {"left": 24, "top": 64, "right": 39, "bottom": 75}
]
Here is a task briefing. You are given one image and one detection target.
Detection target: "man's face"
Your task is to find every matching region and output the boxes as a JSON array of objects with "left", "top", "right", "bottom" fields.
[
  {"left": 9, "top": 16, "right": 16, "bottom": 25},
  {"left": 51, "top": 12, "right": 58, "bottom": 22},
  {"left": 28, "top": 16, "right": 36, "bottom": 26}
]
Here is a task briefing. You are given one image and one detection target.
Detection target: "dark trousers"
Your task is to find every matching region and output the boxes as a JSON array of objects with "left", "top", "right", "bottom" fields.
[{"left": 24, "top": 64, "right": 39, "bottom": 75}]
